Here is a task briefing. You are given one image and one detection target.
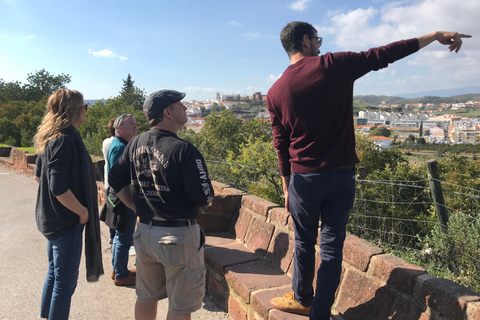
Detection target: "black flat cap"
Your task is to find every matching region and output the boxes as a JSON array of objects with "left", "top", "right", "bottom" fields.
[{"left": 143, "top": 89, "right": 186, "bottom": 120}]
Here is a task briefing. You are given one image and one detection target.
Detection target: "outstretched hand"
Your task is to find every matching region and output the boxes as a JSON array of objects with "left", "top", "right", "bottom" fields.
[{"left": 436, "top": 31, "right": 472, "bottom": 53}]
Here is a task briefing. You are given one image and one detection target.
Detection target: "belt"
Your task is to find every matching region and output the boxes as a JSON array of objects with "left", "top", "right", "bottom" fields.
[{"left": 139, "top": 218, "right": 197, "bottom": 227}]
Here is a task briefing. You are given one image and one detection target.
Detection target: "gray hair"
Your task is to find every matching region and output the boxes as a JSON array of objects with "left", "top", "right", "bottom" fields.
[{"left": 114, "top": 114, "right": 133, "bottom": 135}]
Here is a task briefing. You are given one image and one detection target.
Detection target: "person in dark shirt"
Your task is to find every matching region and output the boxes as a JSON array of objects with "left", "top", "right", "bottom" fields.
[
  {"left": 267, "top": 21, "right": 471, "bottom": 319},
  {"left": 109, "top": 89, "right": 214, "bottom": 320},
  {"left": 34, "top": 89, "right": 103, "bottom": 320},
  {"left": 108, "top": 114, "right": 138, "bottom": 286}
]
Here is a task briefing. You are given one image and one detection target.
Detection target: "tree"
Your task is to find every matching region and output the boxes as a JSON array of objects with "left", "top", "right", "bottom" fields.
[
  {"left": 118, "top": 74, "right": 145, "bottom": 110},
  {"left": 417, "top": 137, "right": 426, "bottom": 144},
  {"left": 24, "top": 69, "right": 71, "bottom": 101},
  {"left": 407, "top": 134, "right": 416, "bottom": 144},
  {"left": 0, "top": 79, "right": 24, "bottom": 103},
  {"left": 419, "top": 121, "right": 424, "bottom": 137},
  {"left": 368, "top": 127, "right": 391, "bottom": 137}
]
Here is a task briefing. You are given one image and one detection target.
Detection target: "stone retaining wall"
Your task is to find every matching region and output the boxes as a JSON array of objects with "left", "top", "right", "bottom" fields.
[
  {"left": 3, "top": 150, "right": 479, "bottom": 320},
  {"left": 200, "top": 182, "right": 480, "bottom": 320}
]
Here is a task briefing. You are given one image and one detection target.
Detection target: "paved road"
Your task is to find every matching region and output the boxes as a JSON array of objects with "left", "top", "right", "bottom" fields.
[{"left": 0, "top": 167, "right": 229, "bottom": 320}]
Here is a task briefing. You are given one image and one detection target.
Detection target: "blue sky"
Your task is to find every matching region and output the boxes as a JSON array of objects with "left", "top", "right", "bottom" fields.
[{"left": 1, "top": 0, "right": 478, "bottom": 101}]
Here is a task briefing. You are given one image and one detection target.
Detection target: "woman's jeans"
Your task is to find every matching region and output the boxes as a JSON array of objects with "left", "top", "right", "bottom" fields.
[
  {"left": 112, "top": 209, "right": 136, "bottom": 279},
  {"left": 289, "top": 169, "right": 355, "bottom": 320},
  {"left": 40, "top": 222, "right": 84, "bottom": 320}
]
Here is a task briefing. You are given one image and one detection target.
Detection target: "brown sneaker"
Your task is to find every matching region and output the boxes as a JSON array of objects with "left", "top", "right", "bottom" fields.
[
  {"left": 270, "top": 292, "right": 311, "bottom": 316},
  {"left": 112, "top": 269, "right": 136, "bottom": 280},
  {"left": 114, "top": 274, "right": 136, "bottom": 287}
]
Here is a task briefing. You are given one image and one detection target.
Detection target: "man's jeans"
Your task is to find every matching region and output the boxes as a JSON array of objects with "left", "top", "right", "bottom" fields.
[
  {"left": 40, "top": 222, "right": 84, "bottom": 320},
  {"left": 289, "top": 168, "right": 355, "bottom": 320},
  {"left": 112, "top": 208, "right": 137, "bottom": 279}
]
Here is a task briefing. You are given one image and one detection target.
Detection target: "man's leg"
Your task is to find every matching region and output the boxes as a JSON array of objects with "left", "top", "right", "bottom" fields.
[
  {"left": 113, "top": 210, "right": 136, "bottom": 285},
  {"left": 270, "top": 172, "right": 322, "bottom": 315},
  {"left": 289, "top": 173, "right": 322, "bottom": 306},
  {"left": 166, "top": 311, "right": 191, "bottom": 320},
  {"left": 310, "top": 168, "right": 355, "bottom": 320},
  {"left": 135, "top": 300, "right": 157, "bottom": 320}
]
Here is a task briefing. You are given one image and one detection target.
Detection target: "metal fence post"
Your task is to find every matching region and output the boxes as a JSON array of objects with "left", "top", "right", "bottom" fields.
[{"left": 426, "top": 160, "right": 449, "bottom": 233}]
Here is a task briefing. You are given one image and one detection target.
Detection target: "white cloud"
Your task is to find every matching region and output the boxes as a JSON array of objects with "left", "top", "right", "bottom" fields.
[
  {"left": 243, "top": 32, "right": 261, "bottom": 40},
  {"left": 88, "top": 49, "right": 128, "bottom": 62},
  {"left": 229, "top": 20, "right": 243, "bottom": 27},
  {"left": 289, "top": 0, "right": 310, "bottom": 12},
  {"left": 241, "top": 59, "right": 249, "bottom": 63},
  {"left": 24, "top": 34, "right": 35, "bottom": 39},
  {"left": 266, "top": 74, "right": 282, "bottom": 83},
  {"left": 322, "top": 0, "right": 479, "bottom": 51}
]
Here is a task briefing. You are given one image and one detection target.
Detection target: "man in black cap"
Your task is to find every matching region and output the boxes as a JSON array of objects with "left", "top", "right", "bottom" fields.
[{"left": 109, "top": 89, "right": 214, "bottom": 320}]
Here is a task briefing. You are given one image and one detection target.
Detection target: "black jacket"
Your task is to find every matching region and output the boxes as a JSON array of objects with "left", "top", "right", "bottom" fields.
[{"left": 109, "top": 129, "right": 214, "bottom": 221}]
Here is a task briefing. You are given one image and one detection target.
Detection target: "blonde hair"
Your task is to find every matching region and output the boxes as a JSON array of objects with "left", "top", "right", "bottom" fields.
[{"left": 34, "top": 89, "right": 84, "bottom": 154}]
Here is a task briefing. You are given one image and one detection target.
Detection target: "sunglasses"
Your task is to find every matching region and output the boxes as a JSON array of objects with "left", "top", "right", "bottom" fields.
[
  {"left": 311, "top": 36, "right": 323, "bottom": 48},
  {"left": 83, "top": 103, "right": 88, "bottom": 110}
]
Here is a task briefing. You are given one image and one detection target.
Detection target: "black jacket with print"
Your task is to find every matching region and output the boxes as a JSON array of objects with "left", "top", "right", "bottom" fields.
[{"left": 109, "top": 129, "right": 214, "bottom": 221}]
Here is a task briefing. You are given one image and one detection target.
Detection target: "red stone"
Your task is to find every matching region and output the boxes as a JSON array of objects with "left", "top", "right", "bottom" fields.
[
  {"left": 228, "top": 295, "right": 248, "bottom": 320},
  {"left": 417, "top": 276, "right": 480, "bottom": 319},
  {"left": 225, "top": 261, "right": 291, "bottom": 303},
  {"left": 207, "top": 272, "right": 228, "bottom": 311},
  {"left": 242, "top": 195, "right": 279, "bottom": 217},
  {"left": 269, "top": 207, "right": 290, "bottom": 226},
  {"left": 205, "top": 241, "right": 260, "bottom": 276},
  {"left": 466, "top": 301, "right": 480, "bottom": 320},
  {"left": 266, "top": 229, "right": 295, "bottom": 273},
  {"left": 342, "top": 233, "right": 383, "bottom": 272},
  {"left": 244, "top": 217, "right": 275, "bottom": 255},
  {"left": 335, "top": 268, "right": 391, "bottom": 319},
  {"left": 269, "top": 309, "right": 308, "bottom": 320},
  {"left": 234, "top": 208, "right": 253, "bottom": 242},
  {"left": 370, "top": 254, "right": 425, "bottom": 295},
  {"left": 251, "top": 287, "right": 292, "bottom": 319}
]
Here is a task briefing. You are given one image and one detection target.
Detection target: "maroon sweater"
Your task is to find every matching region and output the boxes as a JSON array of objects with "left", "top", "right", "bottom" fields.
[{"left": 267, "top": 38, "right": 419, "bottom": 177}]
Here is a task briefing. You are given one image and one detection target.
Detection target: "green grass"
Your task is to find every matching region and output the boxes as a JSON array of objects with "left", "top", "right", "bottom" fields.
[{"left": 17, "top": 147, "right": 36, "bottom": 154}]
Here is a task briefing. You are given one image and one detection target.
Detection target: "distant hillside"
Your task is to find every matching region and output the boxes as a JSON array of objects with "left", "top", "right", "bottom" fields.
[
  {"left": 354, "top": 93, "right": 480, "bottom": 106},
  {"left": 84, "top": 99, "right": 107, "bottom": 106},
  {"left": 397, "top": 86, "right": 480, "bottom": 98}
]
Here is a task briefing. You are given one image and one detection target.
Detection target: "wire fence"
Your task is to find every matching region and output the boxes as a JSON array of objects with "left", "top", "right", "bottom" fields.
[{"left": 205, "top": 159, "right": 480, "bottom": 293}]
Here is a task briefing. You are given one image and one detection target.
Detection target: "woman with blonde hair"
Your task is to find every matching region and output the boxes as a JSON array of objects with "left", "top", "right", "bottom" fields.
[{"left": 34, "top": 89, "right": 103, "bottom": 320}]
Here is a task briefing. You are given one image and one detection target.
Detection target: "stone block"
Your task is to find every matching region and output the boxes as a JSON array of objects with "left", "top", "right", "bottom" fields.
[
  {"left": 416, "top": 276, "right": 480, "bottom": 319},
  {"left": 251, "top": 287, "right": 292, "bottom": 320},
  {"left": 225, "top": 261, "right": 291, "bottom": 304},
  {"left": 0, "top": 146, "right": 11, "bottom": 157},
  {"left": 370, "top": 254, "right": 425, "bottom": 295},
  {"left": 25, "top": 153, "right": 38, "bottom": 164},
  {"left": 343, "top": 233, "right": 383, "bottom": 272},
  {"left": 211, "top": 181, "right": 230, "bottom": 193},
  {"left": 198, "top": 213, "right": 232, "bottom": 233},
  {"left": 287, "top": 215, "right": 294, "bottom": 232},
  {"left": 234, "top": 208, "right": 253, "bottom": 241},
  {"left": 244, "top": 217, "right": 275, "bottom": 255},
  {"left": 335, "top": 268, "right": 392, "bottom": 320},
  {"left": 269, "top": 309, "right": 308, "bottom": 320},
  {"left": 466, "top": 301, "right": 480, "bottom": 320},
  {"left": 242, "top": 195, "right": 279, "bottom": 217},
  {"left": 205, "top": 233, "right": 236, "bottom": 247},
  {"left": 386, "top": 292, "right": 428, "bottom": 319},
  {"left": 205, "top": 194, "right": 243, "bottom": 215},
  {"left": 207, "top": 273, "right": 228, "bottom": 311},
  {"left": 228, "top": 295, "right": 248, "bottom": 320},
  {"left": 269, "top": 207, "right": 290, "bottom": 226},
  {"left": 205, "top": 241, "right": 260, "bottom": 276},
  {"left": 266, "top": 229, "right": 295, "bottom": 273}
]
